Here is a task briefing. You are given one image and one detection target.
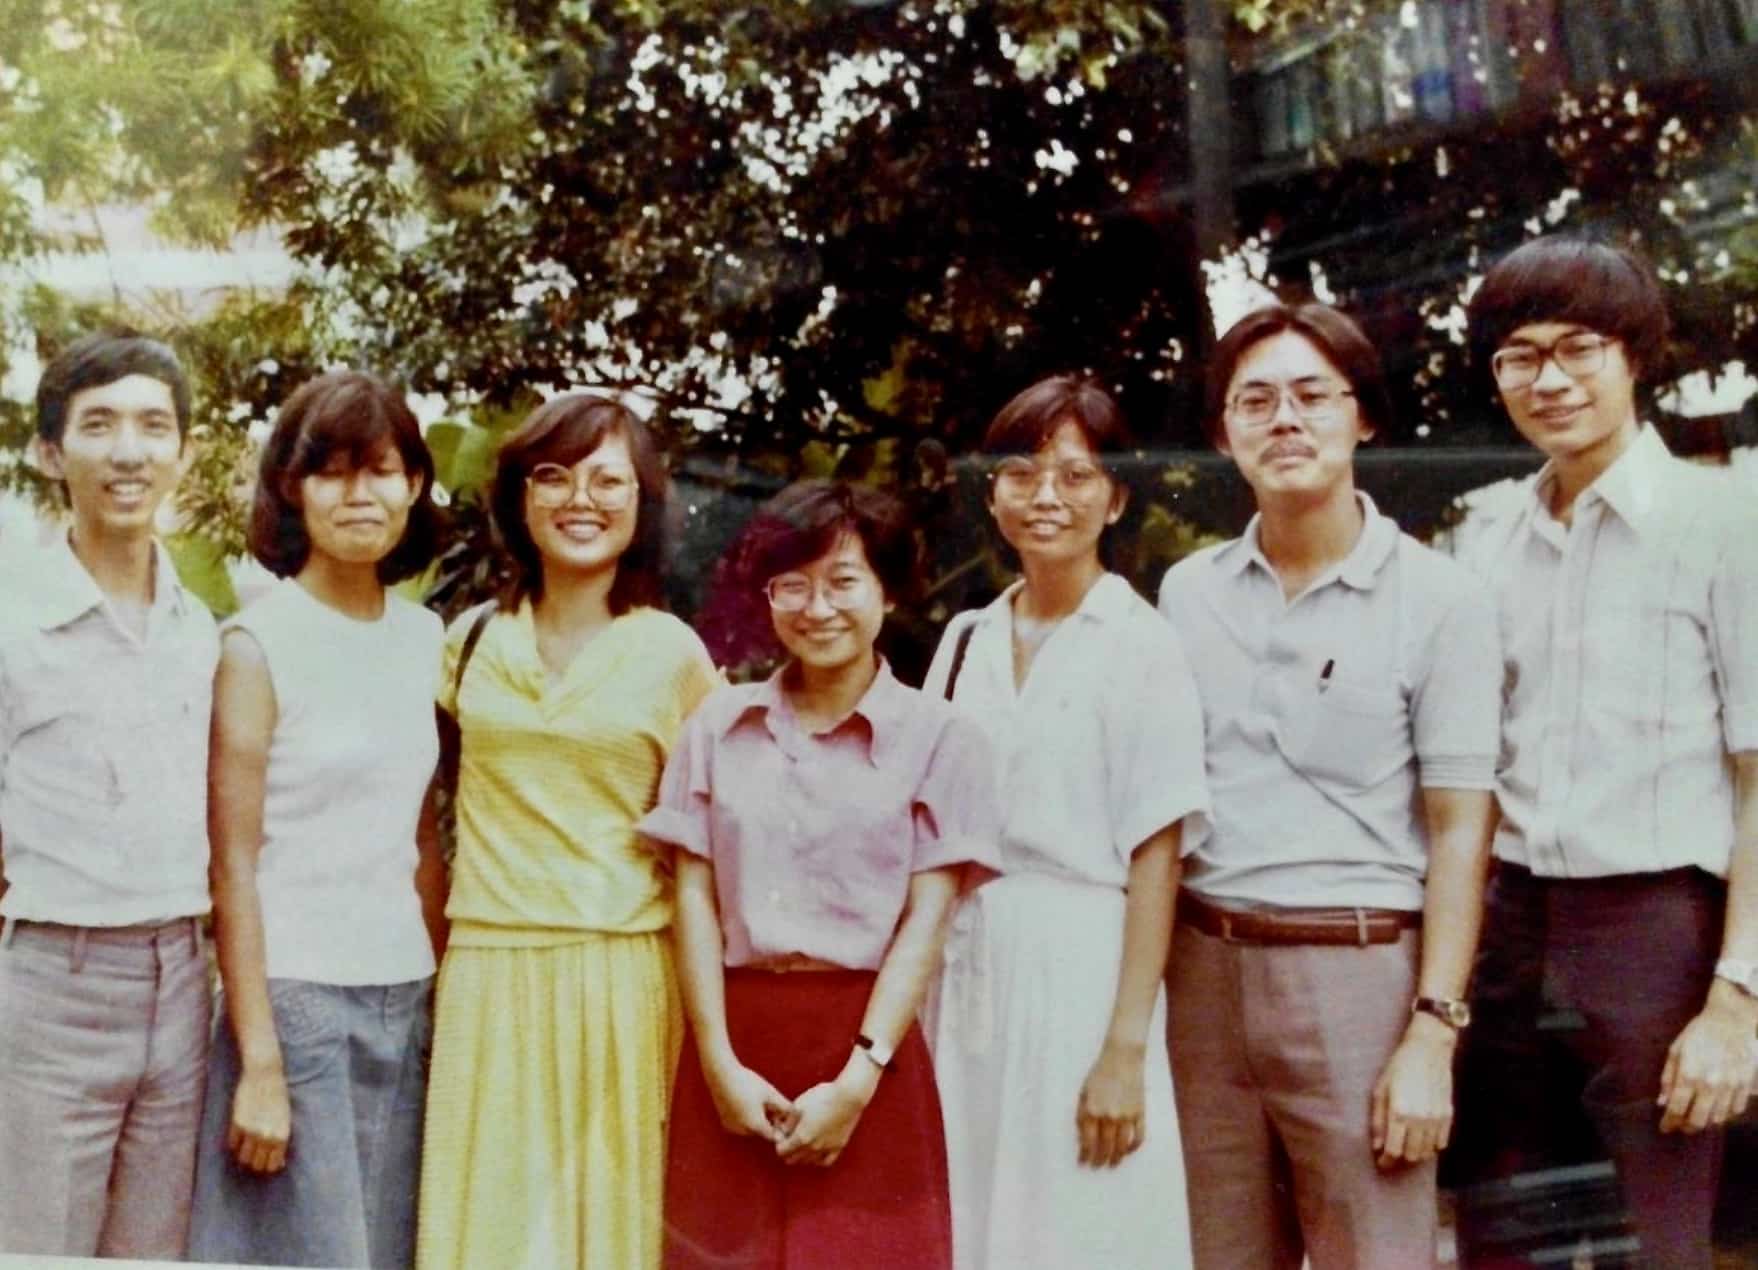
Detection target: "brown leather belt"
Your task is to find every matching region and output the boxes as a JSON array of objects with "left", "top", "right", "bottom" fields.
[{"left": 1178, "top": 891, "right": 1419, "bottom": 947}]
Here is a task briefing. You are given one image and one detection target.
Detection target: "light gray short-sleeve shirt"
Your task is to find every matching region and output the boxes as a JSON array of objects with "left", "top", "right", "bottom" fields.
[
  {"left": 1158, "top": 494, "right": 1500, "bottom": 911},
  {"left": 0, "top": 533, "right": 218, "bottom": 925},
  {"left": 1458, "top": 425, "right": 1758, "bottom": 879}
]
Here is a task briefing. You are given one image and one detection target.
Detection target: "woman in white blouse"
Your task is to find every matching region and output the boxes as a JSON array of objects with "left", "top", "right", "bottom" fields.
[{"left": 925, "top": 376, "right": 1209, "bottom": 1270}]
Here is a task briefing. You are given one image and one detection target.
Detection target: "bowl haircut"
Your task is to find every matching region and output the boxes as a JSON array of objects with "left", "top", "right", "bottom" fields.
[
  {"left": 489, "top": 392, "right": 669, "bottom": 613},
  {"left": 1467, "top": 235, "right": 1670, "bottom": 384},
  {"left": 981, "top": 374, "right": 1135, "bottom": 466},
  {"left": 249, "top": 370, "right": 439, "bottom": 584},
  {"left": 1202, "top": 302, "right": 1395, "bottom": 447},
  {"left": 978, "top": 374, "right": 1138, "bottom": 570}
]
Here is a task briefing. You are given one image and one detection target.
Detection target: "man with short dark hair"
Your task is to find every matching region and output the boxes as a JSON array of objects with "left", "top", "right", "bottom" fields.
[
  {"left": 0, "top": 331, "right": 218, "bottom": 1257},
  {"left": 1454, "top": 236, "right": 1758, "bottom": 1266},
  {"left": 1159, "top": 302, "right": 1500, "bottom": 1268}
]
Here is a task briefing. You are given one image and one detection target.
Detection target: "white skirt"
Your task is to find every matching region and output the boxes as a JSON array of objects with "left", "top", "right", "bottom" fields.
[{"left": 929, "top": 872, "right": 1194, "bottom": 1270}]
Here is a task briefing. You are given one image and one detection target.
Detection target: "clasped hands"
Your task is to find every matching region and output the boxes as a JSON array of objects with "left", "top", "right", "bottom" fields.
[{"left": 707, "top": 1055, "right": 881, "bottom": 1168}]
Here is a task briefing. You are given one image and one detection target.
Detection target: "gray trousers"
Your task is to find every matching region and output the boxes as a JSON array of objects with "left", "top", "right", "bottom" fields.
[
  {"left": 1167, "top": 923, "right": 1437, "bottom": 1270},
  {"left": 0, "top": 915, "right": 210, "bottom": 1258}
]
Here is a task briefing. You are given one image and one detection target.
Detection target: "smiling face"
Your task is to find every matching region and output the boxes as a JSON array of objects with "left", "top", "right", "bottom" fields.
[
  {"left": 297, "top": 440, "right": 422, "bottom": 569},
  {"left": 1494, "top": 320, "right": 1640, "bottom": 472},
  {"left": 767, "top": 531, "right": 888, "bottom": 678},
  {"left": 521, "top": 430, "right": 641, "bottom": 584},
  {"left": 38, "top": 373, "right": 185, "bottom": 543},
  {"left": 1219, "top": 331, "right": 1371, "bottom": 505},
  {"left": 985, "top": 419, "right": 1124, "bottom": 571}
]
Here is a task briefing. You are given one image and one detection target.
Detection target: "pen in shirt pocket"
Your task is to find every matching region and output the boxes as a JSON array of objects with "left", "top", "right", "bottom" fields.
[{"left": 1318, "top": 659, "right": 1335, "bottom": 694}]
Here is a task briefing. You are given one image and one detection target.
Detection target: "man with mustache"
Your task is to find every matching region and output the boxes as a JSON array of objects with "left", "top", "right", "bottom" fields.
[
  {"left": 1451, "top": 237, "right": 1758, "bottom": 1267},
  {"left": 0, "top": 332, "right": 218, "bottom": 1258},
  {"left": 1157, "top": 302, "right": 1500, "bottom": 1268}
]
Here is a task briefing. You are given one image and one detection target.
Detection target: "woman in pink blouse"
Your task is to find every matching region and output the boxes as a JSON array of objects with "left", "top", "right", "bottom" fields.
[{"left": 639, "top": 480, "right": 999, "bottom": 1270}]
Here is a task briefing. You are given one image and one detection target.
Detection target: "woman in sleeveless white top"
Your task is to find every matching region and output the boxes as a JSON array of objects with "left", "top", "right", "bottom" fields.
[
  {"left": 924, "top": 377, "right": 1209, "bottom": 1270},
  {"left": 190, "top": 372, "right": 447, "bottom": 1269}
]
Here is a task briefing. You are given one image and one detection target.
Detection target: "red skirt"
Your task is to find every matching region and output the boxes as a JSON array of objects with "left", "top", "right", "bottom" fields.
[{"left": 662, "top": 969, "right": 952, "bottom": 1270}]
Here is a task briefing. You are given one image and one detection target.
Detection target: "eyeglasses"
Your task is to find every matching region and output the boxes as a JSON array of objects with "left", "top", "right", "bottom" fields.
[
  {"left": 1225, "top": 382, "right": 1356, "bottom": 429},
  {"left": 1490, "top": 333, "right": 1613, "bottom": 390},
  {"left": 527, "top": 462, "right": 638, "bottom": 511},
  {"left": 990, "top": 458, "right": 1110, "bottom": 502},
  {"left": 765, "top": 571, "right": 878, "bottom": 612}
]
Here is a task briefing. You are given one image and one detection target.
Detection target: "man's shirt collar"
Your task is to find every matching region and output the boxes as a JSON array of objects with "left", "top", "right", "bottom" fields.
[{"left": 1214, "top": 491, "right": 1398, "bottom": 591}]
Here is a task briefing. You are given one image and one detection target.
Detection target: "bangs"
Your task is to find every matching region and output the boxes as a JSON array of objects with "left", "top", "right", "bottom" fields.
[
  {"left": 285, "top": 379, "right": 416, "bottom": 477},
  {"left": 742, "top": 512, "right": 850, "bottom": 587},
  {"left": 1484, "top": 251, "right": 1646, "bottom": 338},
  {"left": 515, "top": 398, "right": 632, "bottom": 472},
  {"left": 981, "top": 376, "right": 1132, "bottom": 459}
]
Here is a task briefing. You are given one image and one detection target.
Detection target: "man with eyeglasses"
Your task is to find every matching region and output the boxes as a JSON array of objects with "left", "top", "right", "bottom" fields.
[
  {"left": 1451, "top": 236, "right": 1758, "bottom": 1267},
  {"left": 1157, "top": 303, "right": 1499, "bottom": 1268}
]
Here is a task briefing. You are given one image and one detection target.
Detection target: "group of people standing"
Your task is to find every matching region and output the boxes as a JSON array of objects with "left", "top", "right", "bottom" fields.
[{"left": 0, "top": 231, "right": 1753, "bottom": 1270}]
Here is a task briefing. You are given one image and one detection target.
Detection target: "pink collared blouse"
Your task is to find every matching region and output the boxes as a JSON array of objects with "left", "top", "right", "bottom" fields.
[{"left": 638, "top": 660, "right": 1001, "bottom": 969}]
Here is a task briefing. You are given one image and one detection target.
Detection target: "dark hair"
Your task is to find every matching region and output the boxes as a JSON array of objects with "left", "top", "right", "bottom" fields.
[
  {"left": 1203, "top": 303, "right": 1394, "bottom": 446},
  {"left": 981, "top": 374, "right": 1134, "bottom": 465},
  {"left": 979, "top": 375, "right": 1135, "bottom": 569},
  {"left": 248, "top": 371, "right": 439, "bottom": 583},
  {"left": 1467, "top": 235, "right": 1670, "bottom": 383},
  {"left": 737, "top": 480, "right": 919, "bottom": 604},
  {"left": 35, "top": 330, "right": 192, "bottom": 445},
  {"left": 489, "top": 393, "right": 668, "bottom": 612}
]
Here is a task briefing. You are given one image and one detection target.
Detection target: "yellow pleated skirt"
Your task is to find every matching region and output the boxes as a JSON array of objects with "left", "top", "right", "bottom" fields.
[{"left": 416, "top": 930, "right": 681, "bottom": 1270}]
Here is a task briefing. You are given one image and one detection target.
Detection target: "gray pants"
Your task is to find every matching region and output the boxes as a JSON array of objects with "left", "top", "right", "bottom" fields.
[
  {"left": 1167, "top": 923, "right": 1437, "bottom": 1270},
  {"left": 189, "top": 978, "right": 432, "bottom": 1269},
  {"left": 0, "top": 915, "right": 211, "bottom": 1258}
]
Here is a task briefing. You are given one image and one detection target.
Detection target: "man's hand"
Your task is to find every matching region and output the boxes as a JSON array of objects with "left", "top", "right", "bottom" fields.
[
  {"left": 1658, "top": 983, "right": 1758, "bottom": 1134},
  {"left": 1370, "top": 1014, "right": 1457, "bottom": 1169}
]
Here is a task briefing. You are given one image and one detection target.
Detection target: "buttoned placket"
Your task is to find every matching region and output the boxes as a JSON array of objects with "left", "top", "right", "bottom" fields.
[{"left": 1526, "top": 493, "right": 1604, "bottom": 877}]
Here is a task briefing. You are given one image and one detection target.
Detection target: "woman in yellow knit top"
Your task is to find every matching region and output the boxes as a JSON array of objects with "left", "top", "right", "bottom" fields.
[{"left": 416, "top": 394, "right": 717, "bottom": 1270}]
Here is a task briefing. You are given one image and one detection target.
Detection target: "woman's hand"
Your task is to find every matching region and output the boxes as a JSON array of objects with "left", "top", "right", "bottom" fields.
[
  {"left": 706, "top": 1058, "right": 796, "bottom": 1142},
  {"left": 1077, "top": 1039, "right": 1146, "bottom": 1168},
  {"left": 228, "top": 1063, "right": 291, "bottom": 1174},
  {"left": 775, "top": 1058, "right": 881, "bottom": 1167}
]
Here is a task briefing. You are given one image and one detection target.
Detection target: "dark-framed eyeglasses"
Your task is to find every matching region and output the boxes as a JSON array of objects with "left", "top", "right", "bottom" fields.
[{"left": 1490, "top": 333, "right": 1613, "bottom": 390}]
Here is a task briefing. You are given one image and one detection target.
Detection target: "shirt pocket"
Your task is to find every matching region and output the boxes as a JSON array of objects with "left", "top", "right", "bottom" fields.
[
  {"left": 1590, "top": 594, "right": 1710, "bottom": 733},
  {"left": 1278, "top": 678, "right": 1412, "bottom": 793}
]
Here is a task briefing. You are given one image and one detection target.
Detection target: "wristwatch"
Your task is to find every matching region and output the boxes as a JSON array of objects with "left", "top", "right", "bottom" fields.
[
  {"left": 1412, "top": 997, "right": 1472, "bottom": 1030},
  {"left": 854, "top": 1032, "right": 893, "bottom": 1071},
  {"left": 1713, "top": 957, "right": 1758, "bottom": 999}
]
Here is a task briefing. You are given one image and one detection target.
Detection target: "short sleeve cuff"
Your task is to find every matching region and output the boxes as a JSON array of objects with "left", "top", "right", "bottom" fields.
[
  {"left": 635, "top": 806, "right": 710, "bottom": 860},
  {"left": 912, "top": 831, "right": 1003, "bottom": 890},
  {"left": 1723, "top": 700, "right": 1758, "bottom": 754},
  {"left": 1114, "top": 790, "right": 1210, "bottom": 863},
  {"left": 1417, "top": 753, "right": 1497, "bottom": 790}
]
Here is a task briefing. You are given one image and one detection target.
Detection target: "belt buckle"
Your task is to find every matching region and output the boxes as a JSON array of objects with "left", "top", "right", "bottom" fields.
[
  {"left": 1219, "top": 911, "right": 1238, "bottom": 944},
  {"left": 1354, "top": 908, "right": 1370, "bottom": 947}
]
